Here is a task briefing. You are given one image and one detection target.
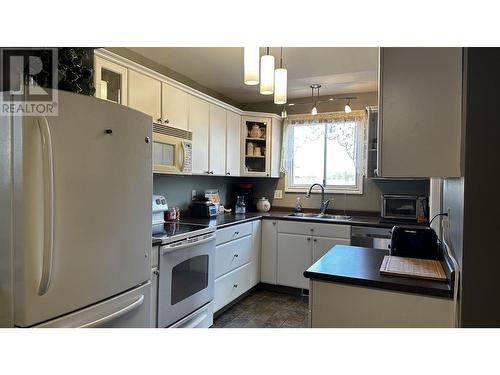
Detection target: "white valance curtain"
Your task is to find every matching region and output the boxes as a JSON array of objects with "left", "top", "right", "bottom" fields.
[{"left": 280, "top": 110, "right": 368, "bottom": 176}]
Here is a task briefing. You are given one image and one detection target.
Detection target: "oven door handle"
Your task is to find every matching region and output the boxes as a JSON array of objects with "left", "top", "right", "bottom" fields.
[{"left": 160, "top": 233, "right": 216, "bottom": 255}]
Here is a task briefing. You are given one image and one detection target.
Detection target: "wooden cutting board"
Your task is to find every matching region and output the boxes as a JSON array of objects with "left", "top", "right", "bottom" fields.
[{"left": 380, "top": 255, "right": 447, "bottom": 282}]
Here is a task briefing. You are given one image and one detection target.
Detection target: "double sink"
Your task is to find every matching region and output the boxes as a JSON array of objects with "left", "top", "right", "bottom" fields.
[{"left": 287, "top": 212, "right": 352, "bottom": 221}]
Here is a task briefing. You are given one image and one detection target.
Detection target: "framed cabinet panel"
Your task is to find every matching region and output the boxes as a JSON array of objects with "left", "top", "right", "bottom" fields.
[
  {"left": 128, "top": 70, "right": 161, "bottom": 122},
  {"left": 188, "top": 95, "right": 210, "bottom": 174},
  {"left": 161, "top": 82, "right": 188, "bottom": 130},
  {"left": 209, "top": 104, "right": 226, "bottom": 175},
  {"left": 225, "top": 111, "right": 241, "bottom": 176}
]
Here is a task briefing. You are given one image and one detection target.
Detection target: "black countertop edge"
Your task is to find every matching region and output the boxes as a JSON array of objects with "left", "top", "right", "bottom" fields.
[
  {"left": 152, "top": 238, "right": 162, "bottom": 246},
  {"left": 303, "top": 270, "right": 453, "bottom": 298},
  {"left": 304, "top": 245, "right": 453, "bottom": 299}
]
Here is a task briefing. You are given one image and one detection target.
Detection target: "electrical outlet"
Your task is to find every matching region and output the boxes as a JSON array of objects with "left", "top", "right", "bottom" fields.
[
  {"left": 192, "top": 190, "right": 197, "bottom": 200},
  {"left": 274, "top": 190, "right": 283, "bottom": 199}
]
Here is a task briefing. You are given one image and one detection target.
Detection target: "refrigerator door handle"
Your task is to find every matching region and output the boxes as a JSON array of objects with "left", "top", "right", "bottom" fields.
[
  {"left": 37, "top": 117, "right": 55, "bottom": 296},
  {"left": 79, "top": 294, "right": 145, "bottom": 328}
]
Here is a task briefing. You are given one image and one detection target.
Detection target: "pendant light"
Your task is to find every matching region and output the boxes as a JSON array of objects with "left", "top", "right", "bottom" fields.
[
  {"left": 260, "top": 47, "right": 275, "bottom": 95},
  {"left": 274, "top": 47, "right": 287, "bottom": 104},
  {"left": 344, "top": 99, "right": 352, "bottom": 113},
  {"left": 310, "top": 84, "right": 321, "bottom": 115},
  {"left": 281, "top": 106, "right": 287, "bottom": 119},
  {"left": 244, "top": 47, "right": 260, "bottom": 85}
]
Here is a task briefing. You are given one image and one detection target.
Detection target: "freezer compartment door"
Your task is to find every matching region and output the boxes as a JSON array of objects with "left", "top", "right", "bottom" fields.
[
  {"left": 14, "top": 90, "right": 152, "bottom": 327},
  {"left": 35, "top": 282, "right": 151, "bottom": 328}
]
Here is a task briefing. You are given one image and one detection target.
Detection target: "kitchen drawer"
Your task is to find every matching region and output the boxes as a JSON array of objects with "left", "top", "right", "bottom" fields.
[
  {"left": 278, "top": 220, "right": 351, "bottom": 238},
  {"left": 214, "top": 263, "right": 251, "bottom": 312},
  {"left": 216, "top": 221, "right": 252, "bottom": 245},
  {"left": 215, "top": 234, "right": 252, "bottom": 278}
]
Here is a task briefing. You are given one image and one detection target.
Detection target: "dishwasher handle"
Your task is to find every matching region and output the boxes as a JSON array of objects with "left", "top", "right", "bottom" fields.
[{"left": 351, "top": 226, "right": 392, "bottom": 239}]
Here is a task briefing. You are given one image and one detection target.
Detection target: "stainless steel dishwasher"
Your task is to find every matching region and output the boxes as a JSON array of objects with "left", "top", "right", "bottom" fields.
[{"left": 350, "top": 226, "right": 393, "bottom": 250}]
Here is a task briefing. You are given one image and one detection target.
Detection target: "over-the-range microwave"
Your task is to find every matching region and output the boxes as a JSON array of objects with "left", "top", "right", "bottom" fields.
[{"left": 152, "top": 123, "right": 192, "bottom": 174}]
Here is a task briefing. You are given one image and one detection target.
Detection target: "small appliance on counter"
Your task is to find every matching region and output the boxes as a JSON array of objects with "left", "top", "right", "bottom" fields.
[
  {"left": 190, "top": 198, "right": 218, "bottom": 218},
  {"left": 381, "top": 194, "right": 429, "bottom": 224},
  {"left": 390, "top": 226, "right": 439, "bottom": 260}
]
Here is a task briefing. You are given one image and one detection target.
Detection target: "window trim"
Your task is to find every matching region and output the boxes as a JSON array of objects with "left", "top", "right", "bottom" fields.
[{"left": 284, "top": 119, "right": 365, "bottom": 195}]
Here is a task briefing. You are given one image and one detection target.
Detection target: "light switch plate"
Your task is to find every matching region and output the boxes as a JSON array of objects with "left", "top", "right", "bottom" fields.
[
  {"left": 192, "top": 190, "right": 197, "bottom": 200},
  {"left": 274, "top": 190, "right": 283, "bottom": 199}
]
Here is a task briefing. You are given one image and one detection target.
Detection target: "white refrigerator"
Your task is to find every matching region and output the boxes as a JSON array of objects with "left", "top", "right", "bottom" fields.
[{"left": 0, "top": 89, "right": 152, "bottom": 327}]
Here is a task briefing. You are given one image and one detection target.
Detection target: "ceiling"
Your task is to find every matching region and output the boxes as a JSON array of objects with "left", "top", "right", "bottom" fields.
[{"left": 128, "top": 47, "right": 379, "bottom": 104}]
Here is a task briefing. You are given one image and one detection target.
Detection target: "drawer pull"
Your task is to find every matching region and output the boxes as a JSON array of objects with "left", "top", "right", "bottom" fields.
[
  {"left": 233, "top": 254, "right": 239, "bottom": 258},
  {"left": 233, "top": 284, "right": 238, "bottom": 288},
  {"left": 307, "top": 237, "right": 311, "bottom": 241},
  {"left": 234, "top": 231, "right": 239, "bottom": 236}
]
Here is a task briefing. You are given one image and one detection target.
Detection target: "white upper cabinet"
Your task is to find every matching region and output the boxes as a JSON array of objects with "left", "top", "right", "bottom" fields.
[
  {"left": 161, "top": 82, "right": 188, "bottom": 130},
  {"left": 225, "top": 111, "right": 241, "bottom": 176},
  {"left": 378, "top": 47, "right": 463, "bottom": 177},
  {"left": 188, "top": 95, "right": 210, "bottom": 174},
  {"left": 241, "top": 116, "right": 272, "bottom": 177},
  {"left": 209, "top": 104, "right": 227, "bottom": 175},
  {"left": 94, "top": 56, "right": 128, "bottom": 105},
  {"left": 128, "top": 70, "right": 161, "bottom": 122},
  {"left": 270, "top": 117, "right": 282, "bottom": 178}
]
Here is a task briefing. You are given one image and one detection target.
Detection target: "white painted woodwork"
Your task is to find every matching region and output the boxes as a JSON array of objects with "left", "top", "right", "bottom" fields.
[
  {"left": 188, "top": 95, "right": 210, "bottom": 174},
  {"left": 215, "top": 222, "right": 252, "bottom": 246},
  {"left": 209, "top": 104, "right": 227, "bottom": 175},
  {"left": 379, "top": 47, "right": 463, "bottom": 177},
  {"left": 214, "top": 263, "right": 251, "bottom": 312},
  {"left": 94, "top": 56, "right": 128, "bottom": 105},
  {"left": 261, "top": 220, "right": 278, "bottom": 284},
  {"left": 277, "top": 233, "right": 312, "bottom": 290},
  {"left": 270, "top": 117, "right": 282, "bottom": 177},
  {"left": 312, "top": 236, "right": 351, "bottom": 263},
  {"left": 250, "top": 220, "right": 262, "bottom": 287},
  {"left": 128, "top": 69, "right": 161, "bottom": 122},
  {"left": 215, "top": 235, "right": 252, "bottom": 279},
  {"left": 240, "top": 116, "right": 272, "bottom": 177},
  {"left": 277, "top": 220, "right": 351, "bottom": 238},
  {"left": 310, "top": 280, "right": 455, "bottom": 327},
  {"left": 225, "top": 111, "right": 241, "bottom": 176},
  {"left": 161, "top": 82, "right": 188, "bottom": 130}
]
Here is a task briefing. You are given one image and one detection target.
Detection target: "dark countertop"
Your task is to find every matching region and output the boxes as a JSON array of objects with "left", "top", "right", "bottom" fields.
[
  {"left": 176, "top": 210, "right": 407, "bottom": 229},
  {"left": 304, "top": 245, "right": 453, "bottom": 298}
]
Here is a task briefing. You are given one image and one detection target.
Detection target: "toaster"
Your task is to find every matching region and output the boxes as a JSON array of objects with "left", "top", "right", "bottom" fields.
[
  {"left": 190, "top": 200, "right": 218, "bottom": 218},
  {"left": 390, "top": 226, "right": 439, "bottom": 260}
]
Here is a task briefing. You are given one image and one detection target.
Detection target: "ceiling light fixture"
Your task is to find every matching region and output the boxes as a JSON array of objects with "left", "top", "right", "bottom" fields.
[
  {"left": 310, "top": 84, "right": 321, "bottom": 115},
  {"left": 344, "top": 99, "right": 352, "bottom": 113},
  {"left": 281, "top": 106, "right": 287, "bottom": 119},
  {"left": 274, "top": 47, "right": 287, "bottom": 104},
  {"left": 244, "top": 47, "right": 260, "bottom": 85},
  {"left": 260, "top": 47, "right": 275, "bottom": 95}
]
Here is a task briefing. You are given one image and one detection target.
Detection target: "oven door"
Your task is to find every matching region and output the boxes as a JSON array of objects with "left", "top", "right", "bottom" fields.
[
  {"left": 152, "top": 133, "right": 185, "bottom": 174},
  {"left": 158, "top": 233, "right": 215, "bottom": 328}
]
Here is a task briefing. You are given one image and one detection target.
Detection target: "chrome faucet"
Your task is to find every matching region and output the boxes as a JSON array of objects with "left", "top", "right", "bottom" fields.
[{"left": 305, "top": 183, "right": 332, "bottom": 215}]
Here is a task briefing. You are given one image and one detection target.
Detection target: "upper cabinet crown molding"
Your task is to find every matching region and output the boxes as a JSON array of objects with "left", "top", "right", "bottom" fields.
[{"left": 94, "top": 49, "right": 284, "bottom": 121}]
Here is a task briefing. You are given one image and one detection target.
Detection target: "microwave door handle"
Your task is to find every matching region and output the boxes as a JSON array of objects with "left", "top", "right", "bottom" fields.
[
  {"left": 160, "top": 233, "right": 216, "bottom": 255},
  {"left": 78, "top": 294, "right": 145, "bottom": 328},
  {"left": 179, "top": 141, "right": 185, "bottom": 172},
  {"left": 37, "top": 117, "right": 55, "bottom": 296}
]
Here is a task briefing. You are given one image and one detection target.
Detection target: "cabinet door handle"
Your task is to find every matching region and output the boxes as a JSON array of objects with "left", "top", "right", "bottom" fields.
[
  {"left": 234, "top": 231, "right": 239, "bottom": 236},
  {"left": 310, "top": 228, "right": 314, "bottom": 232},
  {"left": 233, "top": 254, "right": 239, "bottom": 258},
  {"left": 226, "top": 172, "right": 230, "bottom": 175},
  {"left": 164, "top": 119, "right": 170, "bottom": 124},
  {"left": 233, "top": 284, "right": 238, "bottom": 288},
  {"left": 272, "top": 221, "right": 276, "bottom": 226},
  {"left": 266, "top": 173, "right": 269, "bottom": 176},
  {"left": 313, "top": 238, "right": 317, "bottom": 242},
  {"left": 209, "top": 171, "right": 214, "bottom": 174},
  {"left": 205, "top": 171, "right": 210, "bottom": 174},
  {"left": 307, "top": 237, "right": 311, "bottom": 241},
  {"left": 156, "top": 118, "right": 162, "bottom": 124}
]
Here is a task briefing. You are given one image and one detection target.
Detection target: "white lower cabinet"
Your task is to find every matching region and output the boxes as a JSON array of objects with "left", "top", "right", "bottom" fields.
[
  {"left": 213, "top": 220, "right": 261, "bottom": 313},
  {"left": 261, "top": 220, "right": 278, "bottom": 284},
  {"left": 312, "top": 236, "right": 351, "bottom": 263},
  {"left": 262, "top": 220, "right": 351, "bottom": 290},
  {"left": 250, "top": 220, "right": 262, "bottom": 287},
  {"left": 277, "top": 233, "right": 312, "bottom": 290},
  {"left": 214, "top": 263, "right": 251, "bottom": 312}
]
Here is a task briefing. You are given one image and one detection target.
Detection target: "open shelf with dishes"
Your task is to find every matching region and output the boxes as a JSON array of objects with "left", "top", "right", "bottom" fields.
[{"left": 241, "top": 116, "right": 272, "bottom": 176}]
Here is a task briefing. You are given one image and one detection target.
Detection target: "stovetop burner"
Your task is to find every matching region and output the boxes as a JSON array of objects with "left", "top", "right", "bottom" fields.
[{"left": 152, "top": 221, "right": 214, "bottom": 245}]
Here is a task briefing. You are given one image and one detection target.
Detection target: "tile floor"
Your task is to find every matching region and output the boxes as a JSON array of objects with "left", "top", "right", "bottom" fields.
[{"left": 212, "top": 289, "right": 309, "bottom": 328}]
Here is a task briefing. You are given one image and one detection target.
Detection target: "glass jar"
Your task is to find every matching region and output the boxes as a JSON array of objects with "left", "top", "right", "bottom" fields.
[{"left": 235, "top": 195, "right": 246, "bottom": 214}]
